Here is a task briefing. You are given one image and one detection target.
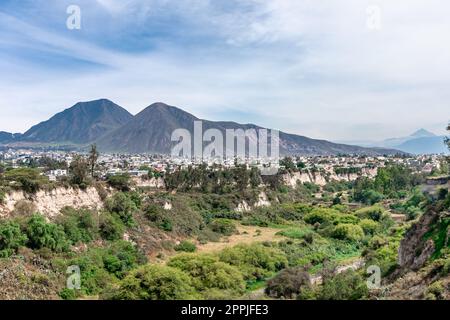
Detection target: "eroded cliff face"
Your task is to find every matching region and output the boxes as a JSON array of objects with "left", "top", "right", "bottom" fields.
[
  {"left": 281, "top": 168, "right": 377, "bottom": 188},
  {"left": 398, "top": 210, "right": 440, "bottom": 271},
  {"left": 0, "top": 187, "right": 103, "bottom": 218}
]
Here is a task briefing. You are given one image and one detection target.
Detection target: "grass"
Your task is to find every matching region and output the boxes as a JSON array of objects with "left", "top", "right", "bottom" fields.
[{"left": 275, "top": 226, "right": 313, "bottom": 239}]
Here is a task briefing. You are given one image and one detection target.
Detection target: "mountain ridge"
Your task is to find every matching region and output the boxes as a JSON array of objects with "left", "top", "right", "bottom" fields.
[{"left": 2, "top": 100, "right": 405, "bottom": 156}]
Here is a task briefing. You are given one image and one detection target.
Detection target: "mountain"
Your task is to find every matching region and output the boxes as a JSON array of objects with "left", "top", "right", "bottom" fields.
[
  {"left": 0, "top": 132, "right": 22, "bottom": 144},
  {"left": 96, "top": 102, "right": 403, "bottom": 155},
  {"left": 20, "top": 99, "right": 133, "bottom": 144},
  {"left": 410, "top": 128, "right": 436, "bottom": 138},
  {"left": 395, "top": 136, "right": 448, "bottom": 154},
  {"left": 337, "top": 129, "right": 448, "bottom": 154}
]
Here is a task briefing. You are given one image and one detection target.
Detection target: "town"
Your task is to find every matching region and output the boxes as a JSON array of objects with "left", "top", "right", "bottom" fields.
[{"left": 0, "top": 147, "right": 447, "bottom": 184}]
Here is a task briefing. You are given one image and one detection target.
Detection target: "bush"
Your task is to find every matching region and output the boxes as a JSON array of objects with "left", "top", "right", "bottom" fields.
[
  {"left": 0, "top": 220, "right": 28, "bottom": 257},
  {"left": 105, "top": 192, "right": 137, "bottom": 226},
  {"left": 99, "top": 213, "right": 125, "bottom": 241},
  {"left": 209, "top": 219, "right": 237, "bottom": 236},
  {"left": 359, "top": 219, "right": 379, "bottom": 235},
  {"left": 25, "top": 214, "right": 69, "bottom": 252},
  {"left": 112, "top": 264, "right": 197, "bottom": 300},
  {"left": 317, "top": 270, "right": 368, "bottom": 300},
  {"left": 332, "top": 224, "right": 364, "bottom": 242},
  {"left": 57, "top": 208, "right": 98, "bottom": 244},
  {"left": 107, "top": 174, "right": 131, "bottom": 192},
  {"left": 265, "top": 267, "right": 312, "bottom": 299},
  {"left": 174, "top": 241, "right": 197, "bottom": 253},
  {"left": 168, "top": 253, "right": 246, "bottom": 294},
  {"left": 355, "top": 206, "right": 385, "bottom": 221},
  {"left": 3, "top": 168, "right": 48, "bottom": 193},
  {"left": 304, "top": 208, "right": 338, "bottom": 225},
  {"left": 218, "top": 244, "right": 288, "bottom": 281}
]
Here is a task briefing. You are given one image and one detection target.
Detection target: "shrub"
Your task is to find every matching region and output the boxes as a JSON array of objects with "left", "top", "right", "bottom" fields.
[
  {"left": 332, "top": 224, "right": 364, "bottom": 242},
  {"left": 105, "top": 192, "right": 137, "bottom": 226},
  {"left": 57, "top": 208, "right": 98, "bottom": 244},
  {"left": 425, "top": 281, "right": 445, "bottom": 300},
  {"left": 355, "top": 206, "right": 385, "bottom": 221},
  {"left": 0, "top": 220, "right": 28, "bottom": 257},
  {"left": 174, "top": 241, "right": 197, "bottom": 253},
  {"left": 107, "top": 174, "right": 131, "bottom": 192},
  {"left": 304, "top": 208, "right": 338, "bottom": 225},
  {"left": 209, "top": 219, "right": 237, "bottom": 236},
  {"left": 218, "top": 243, "right": 288, "bottom": 281},
  {"left": 25, "top": 214, "right": 69, "bottom": 252},
  {"left": 3, "top": 168, "right": 48, "bottom": 193},
  {"left": 317, "top": 269, "right": 368, "bottom": 300},
  {"left": 359, "top": 219, "right": 379, "bottom": 235},
  {"left": 99, "top": 213, "right": 125, "bottom": 241},
  {"left": 112, "top": 264, "right": 197, "bottom": 300},
  {"left": 168, "top": 253, "right": 246, "bottom": 294},
  {"left": 265, "top": 267, "right": 312, "bottom": 299}
]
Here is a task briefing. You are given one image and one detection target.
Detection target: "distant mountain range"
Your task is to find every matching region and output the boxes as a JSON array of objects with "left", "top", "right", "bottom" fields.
[
  {"left": 337, "top": 128, "right": 448, "bottom": 155},
  {"left": 0, "top": 99, "right": 407, "bottom": 155}
]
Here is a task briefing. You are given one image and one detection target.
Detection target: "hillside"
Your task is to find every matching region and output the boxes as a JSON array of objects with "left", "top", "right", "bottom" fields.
[
  {"left": 20, "top": 99, "right": 133, "bottom": 144},
  {"left": 96, "top": 102, "right": 402, "bottom": 156}
]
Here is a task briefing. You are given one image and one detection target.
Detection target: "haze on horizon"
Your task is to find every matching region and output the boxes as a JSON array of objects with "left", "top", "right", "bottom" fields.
[{"left": 0, "top": 0, "right": 449, "bottom": 141}]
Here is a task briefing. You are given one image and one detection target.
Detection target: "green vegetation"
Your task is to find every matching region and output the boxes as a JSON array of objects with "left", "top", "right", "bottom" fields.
[{"left": 174, "top": 241, "right": 197, "bottom": 253}]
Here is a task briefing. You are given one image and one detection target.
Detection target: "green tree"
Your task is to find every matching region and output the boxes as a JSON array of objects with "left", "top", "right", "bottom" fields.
[
  {"left": 69, "top": 156, "right": 89, "bottom": 188},
  {"left": 113, "top": 264, "right": 197, "bottom": 300},
  {"left": 317, "top": 270, "right": 368, "bottom": 300},
  {"left": 105, "top": 192, "right": 137, "bottom": 226},
  {"left": 0, "top": 220, "right": 28, "bottom": 257},
  {"left": 168, "top": 253, "right": 246, "bottom": 294},
  {"left": 88, "top": 144, "right": 99, "bottom": 178},
  {"left": 25, "top": 214, "right": 69, "bottom": 252}
]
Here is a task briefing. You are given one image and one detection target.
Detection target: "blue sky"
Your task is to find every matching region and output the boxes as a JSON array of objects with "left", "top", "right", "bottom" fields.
[{"left": 0, "top": 0, "right": 449, "bottom": 141}]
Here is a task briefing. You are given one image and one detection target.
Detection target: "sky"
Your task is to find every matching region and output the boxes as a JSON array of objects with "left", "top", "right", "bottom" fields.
[{"left": 0, "top": 0, "right": 449, "bottom": 141}]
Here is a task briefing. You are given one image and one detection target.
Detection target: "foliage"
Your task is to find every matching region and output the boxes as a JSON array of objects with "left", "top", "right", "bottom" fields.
[
  {"left": 0, "top": 220, "right": 28, "bottom": 257},
  {"left": 332, "top": 224, "right": 364, "bottom": 242},
  {"left": 69, "top": 156, "right": 90, "bottom": 188},
  {"left": 168, "top": 253, "right": 246, "bottom": 294},
  {"left": 2, "top": 168, "right": 48, "bottom": 193},
  {"left": 174, "top": 241, "right": 197, "bottom": 253},
  {"left": 265, "top": 267, "right": 311, "bottom": 299},
  {"left": 218, "top": 243, "right": 288, "bottom": 281},
  {"left": 315, "top": 269, "right": 368, "bottom": 300},
  {"left": 57, "top": 207, "right": 98, "bottom": 244},
  {"left": 208, "top": 219, "right": 237, "bottom": 236},
  {"left": 107, "top": 174, "right": 131, "bottom": 192},
  {"left": 25, "top": 214, "right": 69, "bottom": 252},
  {"left": 359, "top": 219, "right": 379, "bottom": 235},
  {"left": 99, "top": 213, "right": 125, "bottom": 241},
  {"left": 112, "top": 264, "right": 197, "bottom": 300},
  {"left": 105, "top": 192, "right": 137, "bottom": 226}
]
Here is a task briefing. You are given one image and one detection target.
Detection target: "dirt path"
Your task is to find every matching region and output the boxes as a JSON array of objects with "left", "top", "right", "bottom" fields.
[{"left": 197, "top": 225, "right": 285, "bottom": 254}]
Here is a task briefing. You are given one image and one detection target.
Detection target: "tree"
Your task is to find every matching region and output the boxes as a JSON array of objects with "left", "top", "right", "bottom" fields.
[
  {"left": 113, "top": 264, "right": 197, "bottom": 300},
  {"left": 265, "top": 267, "right": 312, "bottom": 299},
  {"left": 88, "top": 144, "right": 99, "bottom": 178},
  {"left": 69, "top": 155, "right": 89, "bottom": 188},
  {"left": 317, "top": 269, "right": 368, "bottom": 300},
  {"left": 0, "top": 221, "right": 28, "bottom": 257},
  {"left": 25, "top": 214, "right": 69, "bottom": 252}
]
